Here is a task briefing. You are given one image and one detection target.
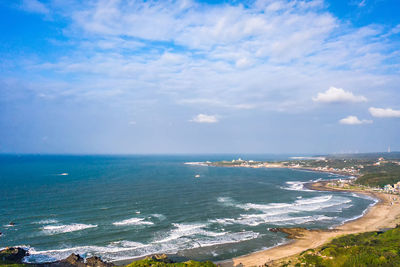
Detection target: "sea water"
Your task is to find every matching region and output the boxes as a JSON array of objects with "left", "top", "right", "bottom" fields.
[{"left": 0, "top": 155, "right": 375, "bottom": 263}]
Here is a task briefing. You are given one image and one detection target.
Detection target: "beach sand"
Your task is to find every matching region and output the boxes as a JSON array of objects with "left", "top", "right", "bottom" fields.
[{"left": 220, "top": 181, "right": 400, "bottom": 267}]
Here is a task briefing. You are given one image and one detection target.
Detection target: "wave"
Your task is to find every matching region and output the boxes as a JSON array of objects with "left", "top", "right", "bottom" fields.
[
  {"left": 235, "top": 195, "right": 346, "bottom": 214},
  {"left": 155, "top": 223, "right": 225, "bottom": 244},
  {"left": 151, "top": 214, "right": 166, "bottom": 220},
  {"left": 184, "top": 162, "right": 208, "bottom": 166},
  {"left": 339, "top": 195, "right": 379, "bottom": 225},
  {"left": 214, "top": 195, "right": 351, "bottom": 226},
  {"left": 113, "top": 218, "right": 154, "bottom": 226},
  {"left": 217, "top": 197, "right": 235, "bottom": 204},
  {"left": 33, "top": 219, "right": 58, "bottom": 225},
  {"left": 42, "top": 224, "right": 97, "bottom": 235},
  {"left": 25, "top": 223, "right": 259, "bottom": 263},
  {"left": 210, "top": 214, "right": 333, "bottom": 227},
  {"left": 282, "top": 181, "right": 313, "bottom": 192}
]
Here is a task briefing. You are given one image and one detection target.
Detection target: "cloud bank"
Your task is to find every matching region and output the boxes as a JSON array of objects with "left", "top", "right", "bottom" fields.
[{"left": 0, "top": 0, "right": 399, "bottom": 153}]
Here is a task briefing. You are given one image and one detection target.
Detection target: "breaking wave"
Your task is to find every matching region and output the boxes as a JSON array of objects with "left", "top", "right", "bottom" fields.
[
  {"left": 113, "top": 218, "right": 154, "bottom": 226},
  {"left": 42, "top": 224, "right": 97, "bottom": 235},
  {"left": 213, "top": 195, "right": 351, "bottom": 226},
  {"left": 25, "top": 222, "right": 259, "bottom": 263}
]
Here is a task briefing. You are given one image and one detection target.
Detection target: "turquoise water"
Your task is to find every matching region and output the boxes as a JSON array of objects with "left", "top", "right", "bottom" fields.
[{"left": 0, "top": 155, "right": 375, "bottom": 263}]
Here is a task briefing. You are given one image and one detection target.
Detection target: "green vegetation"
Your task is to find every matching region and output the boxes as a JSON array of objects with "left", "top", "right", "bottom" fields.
[
  {"left": 282, "top": 226, "right": 400, "bottom": 266},
  {"left": 0, "top": 264, "right": 28, "bottom": 267},
  {"left": 211, "top": 153, "right": 400, "bottom": 189},
  {"left": 0, "top": 253, "right": 216, "bottom": 267},
  {"left": 126, "top": 258, "right": 216, "bottom": 267}
]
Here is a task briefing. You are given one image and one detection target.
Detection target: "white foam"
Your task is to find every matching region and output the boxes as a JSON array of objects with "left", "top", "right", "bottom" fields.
[
  {"left": 113, "top": 218, "right": 154, "bottom": 226},
  {"left": 184, "top": 162, "right": 208, "bottom": 166},
  {"left": 211, "top": 214, "right": 334, "bottom": 227},
  {"left": 24, "top": 242, "right": 147, "bottom": 263},
  {"left": 217, "top": 197, "right": 234, "bottom": 203},
  {"left": 155, "top": 223, "right": 224, "bottom": 244},
  {"left": 214, "top": 195, "right": 351, "bottom": 226},
  {"left": 339, "top": 195, "right": 379, "bottom": 225},
  {"left": 109, "top": 240, "right": 146, "bottom": 248},
  {"left": 151, "top": 214, "right": 166, "bottom": 220},
  {"left": 282, "top": 181, "right": 313, "bottom": 192},
  {"left": 33, "top": 219, "right": 58, "bottom": 224},
  {"left": 25, "top": 224, "right": 259, "bottom": 263},
  {"left": 42, "top": 224, "right": 97, "bottom": 235},
  {"left": 234, "top": 195, "right": 342, "bottom": 215}
]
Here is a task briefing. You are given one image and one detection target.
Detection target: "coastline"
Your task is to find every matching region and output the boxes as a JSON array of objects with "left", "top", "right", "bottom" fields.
[
  {"left": 184, "top": 161, "right": 359, "bottom": 177},
  {"left": 220, "top": 180, "right": 400, "bottom": 267}
]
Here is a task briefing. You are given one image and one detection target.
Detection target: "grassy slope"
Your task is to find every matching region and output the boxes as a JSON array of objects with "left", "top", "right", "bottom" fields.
[
  {"left": 126, "top": 259, "right": 216, "bottom": 267},
  {"left": 280, "top": 226, "right": 400, "bottom": 267}
]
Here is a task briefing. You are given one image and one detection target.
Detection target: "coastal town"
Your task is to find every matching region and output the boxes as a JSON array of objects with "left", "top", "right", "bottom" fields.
[{"left": 186, "top": 154, "right": 400, "bottom": 194}]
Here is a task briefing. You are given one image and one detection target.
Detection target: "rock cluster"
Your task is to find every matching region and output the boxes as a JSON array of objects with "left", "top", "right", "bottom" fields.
[
  {"left": 0, "top": 247, "right": 113, "bottom": 267},
  {"left": 0, "top": 247, "right": 28, "bottom": 263}
]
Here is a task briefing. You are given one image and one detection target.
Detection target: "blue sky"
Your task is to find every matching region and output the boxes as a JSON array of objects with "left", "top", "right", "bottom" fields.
[{"left": 0, "top": 0, "right": 399, "bottom": 154}]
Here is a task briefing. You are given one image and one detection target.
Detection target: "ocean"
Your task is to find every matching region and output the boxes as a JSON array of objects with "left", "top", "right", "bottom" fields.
[{"left": 0, "top": 155, "right": 376, "bottom": 263}]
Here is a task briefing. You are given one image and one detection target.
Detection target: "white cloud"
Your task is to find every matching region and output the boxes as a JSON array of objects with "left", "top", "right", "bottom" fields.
[
  {"left": 8, "top": 0, "right": 400, "bottom": 115},
  {"left": 339, "top": 115, "right": 372, "bottom": 125},
  {"left": 190, "top": 114, "right": 218, "bottom": 123},
  {"left": 369, "top": 107, "right": 400, "bottom": 118},
  {"left": 313, "top": 87, "right": 367, "bottom": 103},
  {"left": 20, "top": 0, "right": 49, "bottom": 14}
]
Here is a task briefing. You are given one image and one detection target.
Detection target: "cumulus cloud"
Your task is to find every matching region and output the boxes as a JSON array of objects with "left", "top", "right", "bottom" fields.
[
  {"left": 313, "top": 87, "right": 367, "bottom": 103},
  {"left": 369, "top": 107, "right": 400, "bottom": 118},
  {"left": 190, "top": 114, "right": 218, "bottom": 123},
  {"left": 339, "top": 116, "right": 372, "bottom": 125}
]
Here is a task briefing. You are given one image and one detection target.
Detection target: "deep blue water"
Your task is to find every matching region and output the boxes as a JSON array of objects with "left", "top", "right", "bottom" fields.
[{"left": 0, "top": 155, "right": 375, "bottom": 263}]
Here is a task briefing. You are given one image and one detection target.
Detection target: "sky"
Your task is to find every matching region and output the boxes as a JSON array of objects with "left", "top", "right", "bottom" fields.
[{"left": 0, "top": 0, "right": 399, "bottom": 154}]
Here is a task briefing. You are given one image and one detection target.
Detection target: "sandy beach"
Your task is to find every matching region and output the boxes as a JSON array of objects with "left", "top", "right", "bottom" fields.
[{"left": 221, "top": 181, "right": 400, "bottom": 267}]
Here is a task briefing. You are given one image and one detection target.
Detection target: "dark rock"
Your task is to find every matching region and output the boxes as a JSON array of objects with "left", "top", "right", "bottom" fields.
[
  {"left": 59, "top": 253, "right": 85, "bottom": 267},
  {"left": 0, "top": 247, "right": 28, "bottom": 263},
  {"left": 9, "top": 222, "right": 15, "bottom": 226},
  {"left": 86, "top": 256, "right": 113, "bottom": 267},
  {"left": 51, "top": 254, "right": 113, "bottom": 267}
]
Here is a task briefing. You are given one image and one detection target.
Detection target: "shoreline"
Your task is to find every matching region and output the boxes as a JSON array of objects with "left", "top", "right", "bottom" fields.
[
  {"left": 184, "top": 161, "right": 359, "bottom": 178},
  {"left": 220, "top": 180, "right": 400, "bottom": 267}
]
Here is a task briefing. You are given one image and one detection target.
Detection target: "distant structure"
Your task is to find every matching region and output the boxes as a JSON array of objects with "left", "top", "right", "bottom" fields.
[{"left": 388, "top": 146, "right": 391, "bottom": 153}]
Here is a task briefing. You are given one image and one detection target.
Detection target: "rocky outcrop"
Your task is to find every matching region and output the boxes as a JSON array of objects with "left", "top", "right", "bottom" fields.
[
  {"left": 54, "top": 253, "right": 113, "bottom": 267},
  {"left": 85, "top": 256, "right": 113, "bottom": 267},
  {"left": 0, "top": 248, "right": 114, "bottom": 267},
  {"left": 0, "top": 247, "right": 28, "bottom": 263},
  {"left": 59, "top": 253, "right": 85, "bottom": 266}
]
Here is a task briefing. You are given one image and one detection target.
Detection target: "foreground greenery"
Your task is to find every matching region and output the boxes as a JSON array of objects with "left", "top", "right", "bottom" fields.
[
  {"left": 0, "top": 251, "right": 215, "bottom": 267},
  {"left": 126, "top": 258, "right": 216, "bottom": 267},
  {"left": 281, "top": 226, "right": 400, "bottom": 267}
]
